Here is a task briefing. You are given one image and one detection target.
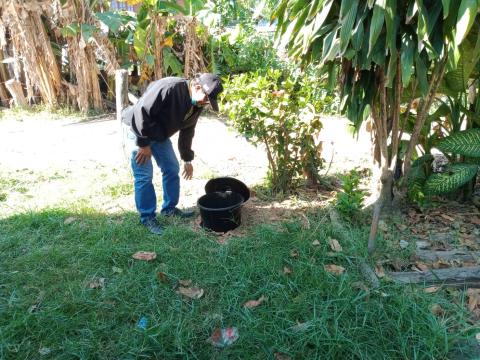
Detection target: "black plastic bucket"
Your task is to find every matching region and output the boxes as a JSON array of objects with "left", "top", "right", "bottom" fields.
[{"left": 197, "top": 191, "right": 245, "bottom": 232}]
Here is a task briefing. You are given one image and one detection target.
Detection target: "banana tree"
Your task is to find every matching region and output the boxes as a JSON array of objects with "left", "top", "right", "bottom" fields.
[{"left": 274, "top": 0, "right": 480, "bottom": 254}]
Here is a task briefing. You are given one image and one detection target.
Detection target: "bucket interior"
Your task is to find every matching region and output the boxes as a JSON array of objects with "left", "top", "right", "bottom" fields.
[{"left": 198, "top": 191, "right": 244, "bottom": 210}]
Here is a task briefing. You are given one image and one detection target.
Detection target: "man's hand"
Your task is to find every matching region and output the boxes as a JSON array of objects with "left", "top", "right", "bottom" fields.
[
  {"left": 182, "top": 162, "right": 193, "bottom": 180},
  {"left": 135, "top": 145, "right": 152, "bottom": 165}
]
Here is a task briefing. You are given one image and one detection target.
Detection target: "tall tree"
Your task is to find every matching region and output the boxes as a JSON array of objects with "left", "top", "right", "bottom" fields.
[{"left": 274, "top": 0, "right": 480, "bottom": 253}]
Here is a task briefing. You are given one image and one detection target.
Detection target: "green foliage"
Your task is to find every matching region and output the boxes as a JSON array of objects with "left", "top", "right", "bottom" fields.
[
  {"left": 437, "top": 128, "right": 480, "bottom": 157},
  {"left": 208, "top": 25, "right": 282, "bottom": 76},
  {"left": 335, "top": 169, "right": 365, "bottom": 220},
  {"left": 221, "top": 69, "right": 324, "bottom": 193},
  {"left": 407, "top": 154, "right": 434, "bottom": 204},
  {"left": 424, "top": 163, "right": 478, "bottom": 195}
]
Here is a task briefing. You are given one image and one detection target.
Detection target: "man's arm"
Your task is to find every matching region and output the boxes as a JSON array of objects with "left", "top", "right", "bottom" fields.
[{"left": 178, "top": 124, "right": 195, "bottom": 162}]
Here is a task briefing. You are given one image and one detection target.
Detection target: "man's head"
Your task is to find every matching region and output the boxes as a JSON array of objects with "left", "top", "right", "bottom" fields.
[{"left": 190, "top": 73, "right": 223, "bottom": 111}]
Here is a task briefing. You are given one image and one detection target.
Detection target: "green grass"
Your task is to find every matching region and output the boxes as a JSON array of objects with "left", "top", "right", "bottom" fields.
[{"left": 0, "top": 207, "right": 474, "bottom": 359}]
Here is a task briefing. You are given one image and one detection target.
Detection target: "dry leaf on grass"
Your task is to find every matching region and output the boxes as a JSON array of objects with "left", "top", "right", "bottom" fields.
[
  {"left": 467, "top": 289, "right": 480, "bottom": 312},
  {"left": 291, "top": 321, "right": 309, "bottom": 332},
  {"left": 312, "top": 240, "right": 320, "bottom": 246},
  {"left": 328, "top": 238, "right": 342, "bottom": 252},
  {"left": 424, "top": 286, "right": 439, "bottom": 293},
  {"left": 283, "top": 267, "right": 292, "bottom": 275},
  {"left": 112, "top": 266, "right": 123, "bottom": 274},
  {"left": 64, "top": 217, "right": 76, "bottom": 225},
  {"left": 132, "top": 251, "right": 157, "bottom": 261},
  {"left": 415, "top": 262, "right": 429, "bottom": 272},
  {"left": 324, "top": 264, "right": 345, "bottom": 275},
  {"left": 179, "top": 279, "right": 192, "bottom": 286},
  {"left": 177, "top": 286, "right": 204, "bottom": 299},
  {"left": 157, "top": 272, "right": 169, "bottom": 283},
  {"left": 374, "top": 265, "right": 385, "bottom": 278},
  {"left": 430, "top": 304, "right": 444, "bottom": 316},
  {"left": 290, "top": 250, "right": 299, "bottom": 258},
  {"left": 243, "top": 295, "right": 266, "bottom": 309},
  {"left": 88, "top": 277, "right": 106, "bottom": 289},
  {"left": 274, "top": 352, "right": 292, "bottom": 360},
  {"left": 432, "top": 260, "right": 450, "bottom": 269},
  {"left": 300, "top": 214, "right": 310, "bottom": 229}
]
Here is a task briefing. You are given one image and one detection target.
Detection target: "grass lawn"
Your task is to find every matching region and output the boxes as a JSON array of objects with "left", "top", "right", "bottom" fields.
[{"left": 0, "top": 205, "right": 475, "bottom": 359}]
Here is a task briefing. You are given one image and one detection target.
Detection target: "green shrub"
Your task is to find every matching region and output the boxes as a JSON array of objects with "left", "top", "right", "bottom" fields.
[
  {"left": 335, "top": 170, "right": 365, "bottom": 219},
  {"left": 208, "top": 25, "right": 282, "bottom": 76},
  {"left": 221, "top": 69, "right": 323, "bottom": 193}
]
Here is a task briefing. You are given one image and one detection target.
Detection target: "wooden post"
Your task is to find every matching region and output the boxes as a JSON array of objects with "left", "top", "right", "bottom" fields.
[
  {"left": 5, "top": 79, "right": 27, "bottom": 108},
  {"left": 115, "top": 69, "right": 128, "bottom": 123}
]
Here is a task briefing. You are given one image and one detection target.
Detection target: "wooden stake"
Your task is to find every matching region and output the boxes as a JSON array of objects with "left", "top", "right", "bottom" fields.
[{"left": 115, "top": 69, "right": 128, "bottom": 123}]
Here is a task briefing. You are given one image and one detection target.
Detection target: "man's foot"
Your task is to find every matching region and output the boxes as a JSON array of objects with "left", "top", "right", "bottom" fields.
[
  {"left": 142, "top": 217, "right": 164, "bottom": 235},
  {"left": 162, "top": 207, "right": 195, "bottom": 219}
]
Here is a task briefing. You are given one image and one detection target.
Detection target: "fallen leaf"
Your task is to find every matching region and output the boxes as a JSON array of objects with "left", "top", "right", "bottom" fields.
[
  {"left": 283, "top": 266, "right": 292, "bottom": 275},
  {"left": 300, "top": 214, "right": 310, "bottom": 229},
  {"left": 28, "top": 304, "right": 40, "bottom": 313},
  {"left": 177, "top": 286, "right": 204, "bottom": 299},
  {"left": 432, "top": 260, "right": 450, "bottom": 269},
  {"left": 328, "top": 238, "right": 342, "bottom": 252},
  {"left": 415, "top": 262, "right": 429, "bottom": 272},
  {"left": 312, "top": 240, "right": 320, "bottom": 246},
  {"left": 291, "top": 321, "right": 309, "bottom": 332},
  {"left": 440, "top": 214, "right": 455, "bottom": 222},
  {"left": 38, "top": 347, "right": 51, "bottom": 356},
  {"left": 424, "top": 286, "right": 439, "bottom": 293},
  {"left": 467, "top": 288, "right": 480, "bottom": 312},
  {"left": 430, "top": 304, "right": 444, "bottom": 316},
  {"left": 88, "top": 277, "right": 106, "bottom": 289},
  {"left": 243, "top": 295, "right": 266, "bottom": 309},
  {"left": 157, "top": 272, "right": 169, "bottom": 283},
  {"left": 112, "top": 266, "right": 123, "bottom": 274},
  {"left": 324, "top": 264, "right": 345, "bottom": 275},
  {"left": 207, "top": 327, "right": 239, "bottom": 347},
  {"left": 290, "top": 250, "right": 299, "bottom": 258},
  {"left": 395, "top": 223, "right": 408, "bottom": 231},
  {"left": 378, "top": 220, "right": 388, "bottom": 232},
  {"left": 64, "top": 217, "right": 76, "bottom": 225},
  {"left": 274, "top": 352, "right": 292, "bottom": 360},
  {"left": 179, "top": 279, "right": 192, "bottom": 286},
  {"left": 132, "top": 251, "right": 157, "bottom": 261},
  {"left": 374, "top": 265, "right": 385, "bottom": 278}
]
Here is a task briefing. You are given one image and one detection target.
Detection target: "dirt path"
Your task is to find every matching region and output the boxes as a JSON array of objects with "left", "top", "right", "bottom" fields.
[{"left": 0, "top": 110, "right": 370, "bottom": 218}]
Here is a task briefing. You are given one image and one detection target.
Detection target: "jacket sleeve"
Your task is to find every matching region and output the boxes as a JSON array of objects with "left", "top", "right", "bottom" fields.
[{"left": 178, "top": 124, "right": 195, "bottom": 161}]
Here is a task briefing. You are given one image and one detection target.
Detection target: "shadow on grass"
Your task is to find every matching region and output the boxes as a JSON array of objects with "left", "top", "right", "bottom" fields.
[{"left": 0, "top": 208, "right": 473, "bottom": 359}]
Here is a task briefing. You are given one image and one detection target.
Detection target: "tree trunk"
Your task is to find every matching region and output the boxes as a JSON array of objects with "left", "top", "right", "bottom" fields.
[
  {"left": 5, "top": 78, "right": 27, "bottom": 107},
  {"left": 403, "top": 53, "right": 448, "bottom": 177}
]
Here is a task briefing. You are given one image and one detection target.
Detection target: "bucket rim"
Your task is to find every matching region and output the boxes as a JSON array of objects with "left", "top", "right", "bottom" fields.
[{"left": 197, "top": 192, "right": 244, "bottom": 212}]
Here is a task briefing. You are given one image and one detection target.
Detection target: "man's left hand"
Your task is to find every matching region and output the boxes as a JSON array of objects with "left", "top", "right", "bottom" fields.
[{"left": 183, "top": 162, "right": 193, "bottom": 180}]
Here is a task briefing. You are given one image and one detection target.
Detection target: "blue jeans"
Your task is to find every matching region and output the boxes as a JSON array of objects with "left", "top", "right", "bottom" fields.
[{"left": 125, "top": 128, "right": 180, "bottom": 223}]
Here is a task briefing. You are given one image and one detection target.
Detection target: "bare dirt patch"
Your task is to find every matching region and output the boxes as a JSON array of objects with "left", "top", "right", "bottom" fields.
[{"left": 0, "top": 109, "right": 371, "bottom": 227}]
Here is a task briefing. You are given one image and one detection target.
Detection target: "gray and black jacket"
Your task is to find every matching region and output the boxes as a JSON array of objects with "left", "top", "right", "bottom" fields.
[{"left": 121, "top": 77, "right": 202, "bottom": 161}]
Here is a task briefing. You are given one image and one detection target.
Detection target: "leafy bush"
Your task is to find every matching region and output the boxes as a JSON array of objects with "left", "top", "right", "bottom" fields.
[
  {"left": 207, "top": 25, "right": 282, "bottom": 76},
  {"left": 335, "top": 170, "right": 365, "bottom": 219},
  {"left": 408, "top": 129, "right": 480, "bottom": 202},
  {"left": 221, "top": 69, "right": 323, "bottom": 193}
]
